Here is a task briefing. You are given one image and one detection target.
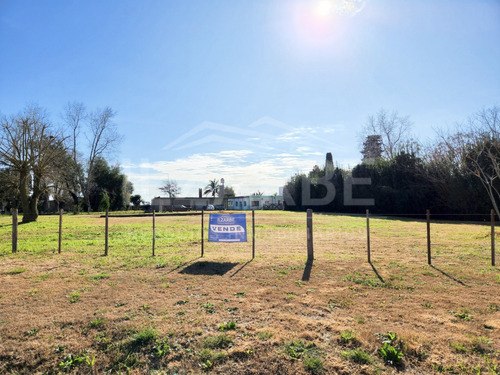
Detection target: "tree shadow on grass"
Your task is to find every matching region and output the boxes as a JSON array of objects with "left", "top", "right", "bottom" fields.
[
  {"left": 179, "top": 261, "right": 238, "bottom": 276},
  {"left": 430, "top": 265, "right": 467, "bottom": 286}
]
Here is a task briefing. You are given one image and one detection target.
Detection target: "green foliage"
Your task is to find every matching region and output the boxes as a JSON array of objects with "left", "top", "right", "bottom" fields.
[
  {"left": 99, "top": 191, "right": 110, "bottom": 211},
  {"left": 68, "top": 292, "right": 80, "bottom": 303},
  {"left": 218, "top": 321, "right": 237, "bottom": 332},
  {"left": 285, "top": 340, "right": 316, "bottom": 359},
  {"left": 258, "top": 331, "right": 273, "bottom": 340},
  {"left": 6, "top": 268, "right": 26, "bottom": 275},
  {"left": 203, "top": 334, "right": 233, "bottom": 349},
  {"left": 130, "top": 327, "right": 158, "bottom": 348},
  {"left": 201, "top": 302, "right": 216, "bottom": 314},
  {"left": 199, "top": 348, "right": 227, "bottom": 371},
  {"left": 59, "top": 352, "right": 94, "bottom": 372},
  {"left": 376, "top": 332, "right": 404, "bottom": 366},
  {"left": 339, "top": 330, "right": 356, "bottom": 345},
  {"left": 304, "top": 356, "right": 324, "bottom": 374},
  {"left": 342, "top": 349, "right": 372, "bottom": 364},
  {"left": 88, "top": 317, "right": 105, "bottom": 329}
]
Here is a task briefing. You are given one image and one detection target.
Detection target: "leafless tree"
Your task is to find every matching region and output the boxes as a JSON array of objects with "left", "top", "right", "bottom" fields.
[
  {"left": 62, "top": 101, "right": 86, "bottom": 163},
  {"left": 361, "top": 109, "right": 413, "bottom": 159},
  {"left": 438, "top": 106, "right": 500, "bottom": 216},
  {"left": 0, "top": 105, "right": 67, "bottom": 222},
  {"left": 159, "top": 179, "right": 181, "bottom": 211}
]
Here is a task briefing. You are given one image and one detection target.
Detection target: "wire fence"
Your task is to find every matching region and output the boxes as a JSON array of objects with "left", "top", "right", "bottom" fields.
[{"left": 1, "top": 209, "right": 497, "bottom": 268}]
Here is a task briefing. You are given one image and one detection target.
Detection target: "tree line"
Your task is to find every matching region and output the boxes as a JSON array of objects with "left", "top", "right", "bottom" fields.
[
  {"left": 284, "top": 106, "right": 500, "bottom": 219},
  {"left": 0, "top": 103, "right": 133, "bottom": 223}
]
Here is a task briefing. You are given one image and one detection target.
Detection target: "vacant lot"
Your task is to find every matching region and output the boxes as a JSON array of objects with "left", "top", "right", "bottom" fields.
[{"left": 0, "top": 211, "right": 499, "bottom": 374}]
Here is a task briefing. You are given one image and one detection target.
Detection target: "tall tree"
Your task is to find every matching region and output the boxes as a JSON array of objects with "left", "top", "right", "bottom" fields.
[
  {"left": 362, "top": 109, "right": 412, "bottom": 159},
  {"left": 84, "top": 107, "right": 122, "bottom": 211},
  {"left": 0, "top": 105, "right": 67, "bottom": 222},
  {"left": 204, "top": 179, "right": 220, "bottom": 197},
  {"left": 159, "top": 179, "right": 181, "bottom": 211},
  {"left": 361, "top": 134, "right": 383, "bottom": 162}
]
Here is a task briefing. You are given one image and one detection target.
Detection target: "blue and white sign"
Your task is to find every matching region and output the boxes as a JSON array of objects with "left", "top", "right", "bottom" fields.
[{"left": 208, "top": 214, "right": 247, "bottom": 242}]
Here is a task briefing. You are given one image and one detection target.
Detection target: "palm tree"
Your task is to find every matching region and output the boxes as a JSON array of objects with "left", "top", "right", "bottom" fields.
[{"left": 204, "top": 179, "right": 220, "bottom": 197}]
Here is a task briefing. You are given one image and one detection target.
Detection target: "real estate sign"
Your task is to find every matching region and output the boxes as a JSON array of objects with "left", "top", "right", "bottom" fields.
[{"left": 208, "top": 214, "right": 247, "bottom": 242}]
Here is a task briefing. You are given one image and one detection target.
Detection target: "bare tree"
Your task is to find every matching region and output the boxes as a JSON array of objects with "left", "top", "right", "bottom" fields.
[
  {"left": 62, "top": 101, "right": 86, "bottom": 163},
  {"left": 84, "top": 107, "right": 122, "bottom": 211},
  {"left": 361, "top": 109, "right": 413, "bottom": 159},
  {"left": 442, "top": 106, "right": 500, "bottom": 217},
  {"left": 0, "top": 105, "right": 67, "bottom": 222},
  {"left": 159, "top": 179, "right": 181, "bottom": 211}
]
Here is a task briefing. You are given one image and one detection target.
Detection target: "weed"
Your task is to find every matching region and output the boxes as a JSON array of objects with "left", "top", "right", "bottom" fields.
[
  {"left": 151, "top": 338, "right": 170, "bottom": 357},
  {"left": 218, "top": 321, "right": 237, "bottom": 332},
  {"left": 339, "top": 330, "right": 356, "bottom": 345},
  {"left": 451, "top": 311, "right": 474, "bottom": 321},
  {"left": 88, "top": 317, "right": 105, "bottom": 329},
  {"left": 304, "top": 356, "right": 324, "bottom": 374},
  {"left": 199, "top": 348, "right": 227, "bottom": 371},
  {"left": 422, "top": 302, "right": 433, "bottom": 309},
  {"left": 6, "top": 268, "right": 26, "bottom": 275},
  {"left": 227, "top": 307, "right": 238, "bottom": 312},
  {"left": 376, "top": 332, "right": 403, "bottom": 367},
  {"left": 342, "top": 349, "right": 373, "bottom": 364},
  {"left": 488, "top": 303, "right": 499, "bottom": 311},
  {"left": 203, "top": 334, "right": 233, "bottom": 349},
  {"left": 295, "top": 280, "right": 305, "bottom": 287},
  {"left": 139, "top": 304, "right": 150, "bottom": 310},
  {"left": 285, "top": 340, "right": 316, "bottom": 359},
  {"left": 451, "top": 342, "right": 467, "bottom": 353},
  {"left": 25, "top": 328, "right": 39, "bottom": 336},
  {"left": 235, "top": 292, "right": 245, "bottom": 297},
  {"left": 354, "top": 316, "right": 365, "bottom": 324},
  {"left": 130, "top": 327, "right": 158, "bottom": 349},
  {"left": 175, "top": 299, "right": 189, "bottom": 305},
  {"left": 92, "top": 272, "right": 110, "bottom": 281},
  {"left": 59, "top": 352, "right": 94, "bottom": 372},
  {"left": 68, "top": 292, "right": 80, "bottom": 303},
  {"left": 201, "top": 302, "right": 216, "bottom": 314},
  {"left": 258, "top": 331, "right": 273, "bottom": 340}
]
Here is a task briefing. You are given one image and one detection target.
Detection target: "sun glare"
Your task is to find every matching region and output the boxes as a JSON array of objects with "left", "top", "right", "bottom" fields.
[{"left": 315, "top": 0, "right": 333, "bottom": 17}]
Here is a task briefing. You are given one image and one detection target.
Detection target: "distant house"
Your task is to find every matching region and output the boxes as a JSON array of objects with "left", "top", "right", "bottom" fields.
[
  {"left": 227, "top": 195, "right": 283, "bottom": 211},
  {"left": 151, "top": 196, "right": 224, "bottom": 211}
]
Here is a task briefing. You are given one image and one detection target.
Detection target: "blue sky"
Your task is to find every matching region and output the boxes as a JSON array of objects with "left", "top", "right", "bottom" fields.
[{"left": 1, "top": 0, "right": 499, "bottom": 201}]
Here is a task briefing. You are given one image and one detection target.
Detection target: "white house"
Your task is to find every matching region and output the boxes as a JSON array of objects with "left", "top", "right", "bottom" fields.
[{"left": 227, "top": 195, "right": 283, "bottom": 210}]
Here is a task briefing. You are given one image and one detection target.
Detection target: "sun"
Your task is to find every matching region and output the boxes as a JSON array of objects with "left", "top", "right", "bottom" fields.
[{"left": 315, "top": 0, "right": 334, "bottom": 18}]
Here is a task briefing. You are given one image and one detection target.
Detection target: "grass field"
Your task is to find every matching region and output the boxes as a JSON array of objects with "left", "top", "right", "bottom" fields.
[{"left": 0, "top": 211, "right": 499, "bottom": 374}]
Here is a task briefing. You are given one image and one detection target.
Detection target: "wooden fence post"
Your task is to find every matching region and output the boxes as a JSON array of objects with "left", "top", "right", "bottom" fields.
[
  {"left": 104, "top": 210, "right": 109, "bottom": 256},
  {"left": 427, "top": 209, "right": 431, "bottom": 265},
  {"left": 366, "top": 209, "right": 370, "bottom": 263},
  {"left": 492, "top": 209, "right": 496, "bottom": 267},
  {"left": 12, "top": 208, "right": 18, "bottom": 253},
  {"left": 252, "top": 210, "right": 255, "bottom": 259},
  {"left": 58, "top": 209, "right": 63, "bottom": 254},
  {"left": 307, "top": 209, "right": 313, "bottom": 261},
  {"left": 201, "top": 210, "right": 204, "bottom": 257},
  {"left": 152, "top": 210, "right": 156, "bottom": 257}
]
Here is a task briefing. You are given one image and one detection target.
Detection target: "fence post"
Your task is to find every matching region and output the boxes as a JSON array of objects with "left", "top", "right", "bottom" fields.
[
  {"left": 104, "top": 210, "right": 109, "bottom": 256},
  {"left": 12, "top": 208, "right": 18, "bottom": 253},
  {"left": 152, "top": 210, "right": 156, "bottom": 257},
  {"left": 252, "top": 210, "right": 255, "bottom": 259},
  {"left": 492, "top": 209, "right": 496, "bottom": 267},
  {"left": 366, "top": 209, "right": 370, "bottom": 263},
  {"left": 201, "top": 210, "right": 204, "bottom": 257},
  {"left": 307, "top": 209, "right": 313, "bottom": 261},
  {"left": 427, "top": 209, "right": 431, "bottom": 265},
  {"left": 58, "top": 209, "right": 63, "bottom": 254}
]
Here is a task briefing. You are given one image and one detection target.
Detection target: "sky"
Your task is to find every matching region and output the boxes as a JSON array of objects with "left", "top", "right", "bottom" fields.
[{"left": 1, "top": 0, "right": 499, "bottom": 201}]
